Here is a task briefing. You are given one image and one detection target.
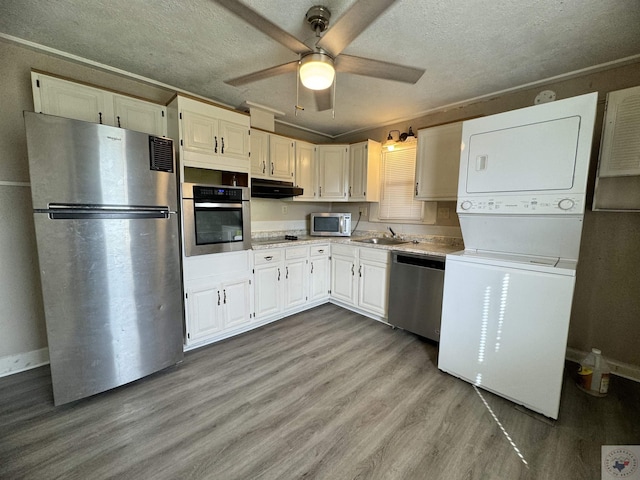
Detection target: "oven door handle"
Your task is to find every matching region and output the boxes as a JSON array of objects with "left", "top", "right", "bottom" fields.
[{"left": 194, "top": 202, "right": 243, "bottom": 208}]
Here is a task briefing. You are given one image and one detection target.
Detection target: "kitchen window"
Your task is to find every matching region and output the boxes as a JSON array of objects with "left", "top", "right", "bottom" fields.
[{"left": 371, "top": 144, "right": 436, "bottom": 224}]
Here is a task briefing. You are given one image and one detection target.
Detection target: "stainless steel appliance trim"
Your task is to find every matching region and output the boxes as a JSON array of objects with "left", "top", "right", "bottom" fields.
[{"left": 194, "top": 202, "right": 243, "bottom": 209}]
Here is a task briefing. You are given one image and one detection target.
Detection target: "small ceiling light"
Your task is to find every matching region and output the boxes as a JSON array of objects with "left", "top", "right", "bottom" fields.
[{"left": 299, "top": 52, "right": 335, "bottom": 90}]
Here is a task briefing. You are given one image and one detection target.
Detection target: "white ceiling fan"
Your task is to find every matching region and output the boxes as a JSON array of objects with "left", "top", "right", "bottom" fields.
[{"left": 213, "top": 0, "right": 426, "bottom": 111}]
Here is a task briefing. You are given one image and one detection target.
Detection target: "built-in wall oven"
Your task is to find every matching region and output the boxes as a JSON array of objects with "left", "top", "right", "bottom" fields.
[{"left": 182, "top": 183, "right": 251, "bottom": 256}]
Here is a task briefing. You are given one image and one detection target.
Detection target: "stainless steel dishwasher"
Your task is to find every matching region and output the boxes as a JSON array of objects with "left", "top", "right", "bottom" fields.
[{"left": 388, "top": 251, "right": 445, "bottom": 341}]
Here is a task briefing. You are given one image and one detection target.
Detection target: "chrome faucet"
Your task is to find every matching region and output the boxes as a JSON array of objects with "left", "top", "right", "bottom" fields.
[{"left": 388, "top": 226, "right": 397, "bottom": 238}]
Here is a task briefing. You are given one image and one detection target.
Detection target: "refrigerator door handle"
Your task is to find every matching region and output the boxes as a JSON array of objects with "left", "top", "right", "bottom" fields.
[{"left": 43, "top": 204, "right": 171, "bottom": 220}]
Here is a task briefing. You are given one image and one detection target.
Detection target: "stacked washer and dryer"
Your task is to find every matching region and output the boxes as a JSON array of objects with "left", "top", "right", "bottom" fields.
[{"left": 437, "top": 93, "right": 598, "bottom": 419}]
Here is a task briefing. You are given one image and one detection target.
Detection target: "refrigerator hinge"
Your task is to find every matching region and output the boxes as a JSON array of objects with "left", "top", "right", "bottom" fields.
[{"left": 36, "top": 79, "right": 40, "bottom": 88}]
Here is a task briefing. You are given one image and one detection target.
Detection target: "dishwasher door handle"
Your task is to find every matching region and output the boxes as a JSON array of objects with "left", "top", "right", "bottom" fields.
[{"left": 395, "top": 254, "right": 444, "bottom": 270}]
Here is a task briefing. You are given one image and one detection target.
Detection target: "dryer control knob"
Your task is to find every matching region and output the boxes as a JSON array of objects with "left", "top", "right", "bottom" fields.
[
  {"left": 460, "top": 201, "right": 472, "bottom": 210},
  {"left": 558, "top": 198, "right": 575, "bottom": 210}
]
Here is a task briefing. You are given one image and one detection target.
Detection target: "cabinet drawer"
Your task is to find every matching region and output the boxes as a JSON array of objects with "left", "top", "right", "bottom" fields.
[
  {"left": 254, "top": 249, "right": 283, "bottom": 265},
  {"left": 310, "top": 244, "right": 330, "bottom": 257},
  {"left": 359, "top": 246, "right": 390, "bottom": 263},
  {"left": 285, "top": 246, "right": 308, "bottom": 259},
  {"left": 331, "top": 243, "right": 356, "bottom": 257}
]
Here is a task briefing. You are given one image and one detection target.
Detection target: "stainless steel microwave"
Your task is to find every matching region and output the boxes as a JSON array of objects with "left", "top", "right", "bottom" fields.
[{"left": 310, "top": 212, "right": 351, "bottom": 237}]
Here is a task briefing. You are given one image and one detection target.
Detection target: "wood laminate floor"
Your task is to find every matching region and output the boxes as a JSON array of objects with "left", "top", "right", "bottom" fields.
[{"left": 1, "top": 304, "right": 639, "bottom": 480}]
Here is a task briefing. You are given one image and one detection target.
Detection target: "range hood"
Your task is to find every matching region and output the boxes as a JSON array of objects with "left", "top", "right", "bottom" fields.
[{"left": 251, "top": 178, "right": 303, "bottom": 198}]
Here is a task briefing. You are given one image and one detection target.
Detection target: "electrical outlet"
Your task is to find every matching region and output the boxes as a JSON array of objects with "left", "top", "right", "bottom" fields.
[
  {"left": 359, "top": 206, "right": 368, "bottom": 217},
  {"left": 437, "top": 207, "right": 450, "bottom": 219},
  {"left": 281, "top": 205, "right": 288, "bottom": 215}
]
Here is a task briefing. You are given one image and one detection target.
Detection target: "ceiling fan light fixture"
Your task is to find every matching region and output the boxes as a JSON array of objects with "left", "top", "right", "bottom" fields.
[{"left": 299, "top": 53, "right": 335, "bottom": 90}]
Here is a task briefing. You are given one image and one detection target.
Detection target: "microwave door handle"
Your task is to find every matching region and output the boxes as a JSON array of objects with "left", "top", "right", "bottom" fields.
[
  {"left": 339, "top": 216, "right": 344, "bottom": 233},
  {"left": 194, "top": 202, "right": 243, "bottom": 208}
]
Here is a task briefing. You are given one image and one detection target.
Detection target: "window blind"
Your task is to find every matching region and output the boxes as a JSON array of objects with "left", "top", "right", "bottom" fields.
[{"left": 379, "top": 146, "right": 423, "bottom": 221}]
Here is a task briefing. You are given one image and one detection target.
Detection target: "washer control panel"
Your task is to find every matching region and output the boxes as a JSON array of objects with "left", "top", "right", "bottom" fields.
[{"left": 457, "top": 194, "right": 583, "bottom": 214}]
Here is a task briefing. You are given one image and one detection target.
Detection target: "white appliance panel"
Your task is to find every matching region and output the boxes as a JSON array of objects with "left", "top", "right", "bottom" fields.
[
  {"left": 466, "top": 116, "right": 580, "bottom": 193},
  {"left": 438, "top": 254, "right": 576, "bottom": 419},
  {"left": 458, "top": 214, "right": 584, "bottom": 258}
]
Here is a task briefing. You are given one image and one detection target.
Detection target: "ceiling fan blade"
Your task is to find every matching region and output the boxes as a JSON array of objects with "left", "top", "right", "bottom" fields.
[
  {"left": 314, "top": 89, "right": 333, "bottom": 112},
  {"left": 335, "top": 54, "right": 425, "bottom": 84},
  {"left": 225, "top": 61, "right": 299, "bottom": 87},
  {"left": 316, "top": 0, "right": 396, "bottom": 56},
  {"left": 212, "top": 0, "right": 312, "bottom": 55}
]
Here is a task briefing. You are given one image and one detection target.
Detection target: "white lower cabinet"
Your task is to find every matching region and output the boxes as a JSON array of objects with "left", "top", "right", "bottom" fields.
[
  {"left": 309, "top": 245, "right": 330, "bottom": 302},
  {"left": 185, "top": 277, "right": 252, "bottom": 345},
  {"left": 183, "top": 251, "right": 253, "bottom": 349},
  {"left": 254, "top": 249, "right": 284, "bottom": 319},
  {"left": 330, "top": 244, "right": 390, "bottom": 318},
  {"left": 284, "top": 247, "right": 308, "bottom": 310}
]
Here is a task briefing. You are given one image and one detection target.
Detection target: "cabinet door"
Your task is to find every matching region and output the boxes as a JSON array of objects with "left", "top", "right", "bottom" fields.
[
  {"left": 415, "top": 122, "right": 463, "bottom": 200},
  {"left": 185, "top": 283, "right": 224, "bottom": 344},
  {"left": 250, "top": 129, "right": 269, "bottom": 177},
  {"left": 219, "top": 120, "right": 250, "bottom": 160},
  {"left": 331, "top": 255, "right": 356, "bottom": 304},
  {"left": 254, "top": 264, "right": 282, "bottom": 319},
  {"left": 318, "top": 145, "right": 349, "bottom": 201},
  {"left": 182, "top": 110, "right": 219, "bottom": 156},
  {"left": 113, "top": 95, "right": 167, "bottom": 136},
  {"left": 294, "top": 141, "right": 317, "bottom": 201},
  {"left": 221, "top": 277, "right": 252, "bottom": 329},
  {"left": 36, "top": 75, "right": 111, "bottom": 125},
  {"left": 270, "top": 135, "right": 295, "bottom": 181},
  {"left": 309, "top": 255, "right": 330, "bottom": 302},
  {"left": 284, "top": 258, "right": 307, "bottom": 310},
  {"left": 349, "top": 142, "right": 367, "bottom": 201},
  {"left": 358, "top": 259, "right": 389, "bottom": 317}
]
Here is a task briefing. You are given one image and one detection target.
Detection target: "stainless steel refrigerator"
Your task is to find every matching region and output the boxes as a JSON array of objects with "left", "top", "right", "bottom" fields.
[{"left": 24, "top": 112, "right": 184, "bottom": 405}]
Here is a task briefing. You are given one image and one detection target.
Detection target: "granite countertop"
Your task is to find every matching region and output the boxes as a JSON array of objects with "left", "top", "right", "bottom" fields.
[{"left": 251, "top": 235, "right": 463, "bottom": 257}]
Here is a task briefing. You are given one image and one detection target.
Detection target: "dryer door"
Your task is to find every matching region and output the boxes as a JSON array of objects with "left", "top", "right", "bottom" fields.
[{"left": 464, "top": 116, "right": 581, "bottom": 194}]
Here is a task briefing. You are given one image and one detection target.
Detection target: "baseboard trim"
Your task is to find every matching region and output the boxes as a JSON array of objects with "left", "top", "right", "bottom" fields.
[
  {"left": 566, "top": 347, "right": 640, "bottom": 383},
  {"left": 0, "top": 348, "right": 49, "bottom": 378}
]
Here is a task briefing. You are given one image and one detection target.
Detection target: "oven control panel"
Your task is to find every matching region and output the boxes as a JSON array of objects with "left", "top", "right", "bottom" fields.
[{"left": 457, "top": 194, "right": 583, "bottom": 214}]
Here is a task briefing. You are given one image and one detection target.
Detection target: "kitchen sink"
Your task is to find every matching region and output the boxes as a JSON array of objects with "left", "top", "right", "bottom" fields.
[{"left": 353, "top": 237, "right": 410, "bottom": 246}]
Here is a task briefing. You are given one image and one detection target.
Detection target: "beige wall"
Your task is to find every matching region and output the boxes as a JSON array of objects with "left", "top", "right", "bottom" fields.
[{"left": 2, "top": 38, "right": 639, "bottom": 370}]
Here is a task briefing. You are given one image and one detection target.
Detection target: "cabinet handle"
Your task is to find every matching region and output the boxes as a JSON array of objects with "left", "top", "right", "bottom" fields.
[
  {"left": 351, "top": 264, "right": 354, "bottom": 276},
  {"left": 359, "top": 265, "right": 362, "bottom": 277},
  {"left": 311, "top": 262, "right": 314, "bottom": 274},
  {"left": 223, "top": 289, "right": 227, "bottom": 304},
  {"left": 415, "top": 182, "right": 419, "bottom": 196},
  {"left": 221, "top": 137, "right": 225, "bottom": 154},
  {"left": 286, "top": 266, "right": 289, "bottom": 279},
  {"left": 278, "top": 268, "right": 281, "bottom": 281},
  {"left": 217, "top": 291, "right": 221, "bottom": 306},
  {"left": 98, "top": 112, "right": 103, "bottom": 124},
  {"left": 214, "top": 136, "right": 218, "bottom": 153},
  {"left": 319, "top": 186, "right": 322, "bottom": 197},
  {"left": 318, "top": 249, "right": 324, "bottom": 253},
  {"left": 349, "top": 186, "right": 352, "bottom": 197},
  {"left": 265, "top": 256, "right": 273, "bottom": 261},
  {"left": 271, "top": 162, "right": 274, "bottom": 175},
  {"left": 117, "top": 116, "right": 121, "bottom": 128},
  {"left": 262, "top": 162, "right": 266, "bottom": 174}
]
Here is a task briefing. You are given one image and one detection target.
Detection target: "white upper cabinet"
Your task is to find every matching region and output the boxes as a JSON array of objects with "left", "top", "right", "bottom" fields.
[
  {"left": 250, "top": 131, "right": 295, "bottom": 182},
  {"left": 250, "top": 129, "right": 270, "bottom": 177},
  {"left": 32, "top": 72, "right": 167, "bottom": 136},
  {"left": 349, "top": 140, "right": 381, "bottom": 202},
  {"left": 177, "top": 95, "right": 250, "bottom": 173},
  {"left": 294, "top": 140, "right": 317, "bottom": 201},
  {"left": 317, "top": 144, "right": 349, "bottom": 201},
  {"left": 269, "top": 134, "right": 295, "bottom": 181},
  {"left": 414, "top": 122, "right": 463, "bottom": 201}
]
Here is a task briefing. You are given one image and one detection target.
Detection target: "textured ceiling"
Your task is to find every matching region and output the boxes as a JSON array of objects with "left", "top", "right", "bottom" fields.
[{"left": 1, "top": 0, "right": 640, "bottom": 137}]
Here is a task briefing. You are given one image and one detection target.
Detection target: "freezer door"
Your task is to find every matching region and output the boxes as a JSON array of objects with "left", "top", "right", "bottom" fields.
[
  {"left": 33, "top": 212, "right": 183, "bottom": 405},
  {"left": 438, "top": 256, "right": 575, "bottom": 419},
  {"left": 24, "top": 112, "right": 177, "bottom": 211}
]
